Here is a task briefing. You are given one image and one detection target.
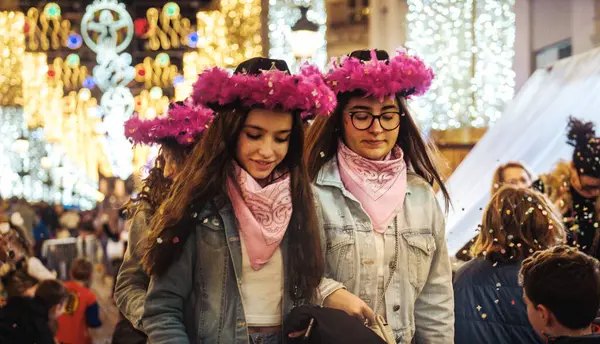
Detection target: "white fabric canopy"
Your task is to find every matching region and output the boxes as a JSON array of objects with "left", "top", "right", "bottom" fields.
[{"left": 442, "top": 47, "right": 600, "bottom": 255}]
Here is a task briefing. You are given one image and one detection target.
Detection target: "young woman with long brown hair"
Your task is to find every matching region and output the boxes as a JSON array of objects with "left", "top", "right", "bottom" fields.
[
  {"left": 140, "top": 57, "right": 337, "bottom": 344},
  {"left": 305, "top": 49, "right": 454, "bottom": 344},
  {"left": 454, "top": 186, "right": 565, "bottom": 344},
  {"left": 114, "top": 101, "right": 213, "bottom": 335}
]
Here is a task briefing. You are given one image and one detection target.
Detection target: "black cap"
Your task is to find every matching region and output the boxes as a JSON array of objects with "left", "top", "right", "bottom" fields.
[
  {"left": 349, "top": 49, "right": 389, "bottom": 62},
  {"left": 168, "top": 101, "right": 186, "bottom": 110},
  {"left": 234, "top": 57, "right": 290, "bottom": 76}
]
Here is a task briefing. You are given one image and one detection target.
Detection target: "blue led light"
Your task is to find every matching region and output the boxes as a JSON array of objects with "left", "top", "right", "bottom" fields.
[
  {"left": 67, "top": 33, "right": 83, "bottom": 49},
  {"left": 187, "top": 32, "right": 199, "bottom": 48}
]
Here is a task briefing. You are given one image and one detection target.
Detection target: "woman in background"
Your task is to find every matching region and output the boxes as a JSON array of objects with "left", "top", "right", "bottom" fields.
[
  {"left": 491, "top": 162, "right": 534, "bottom": 196},
  {"left": 113, "top": 101, "right": 213, "bottom": 342},
  {"left": 454, "top": 186, "right": 565, "bottom": 344}
]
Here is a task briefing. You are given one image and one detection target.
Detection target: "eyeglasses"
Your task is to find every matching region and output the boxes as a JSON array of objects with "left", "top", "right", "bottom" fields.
[{"left": 348, "top": 111, "right": 402, "bottom": 131}]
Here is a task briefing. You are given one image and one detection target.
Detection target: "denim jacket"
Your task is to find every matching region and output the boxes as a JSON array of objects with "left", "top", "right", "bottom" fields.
[
  {"left": 142, "top": 194, "right": 322, "bottom": 344},
  {"left": 114, "top": 201, "right": 152, "bottom": 330},
  {"left": 313, "top": 157, "right": 455, "bottom": 344}
]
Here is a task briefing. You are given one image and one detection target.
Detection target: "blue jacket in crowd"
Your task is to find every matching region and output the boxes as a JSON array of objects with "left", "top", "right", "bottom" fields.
[{"left": 453, "top": 257, "right": 543, "bottom": 344}]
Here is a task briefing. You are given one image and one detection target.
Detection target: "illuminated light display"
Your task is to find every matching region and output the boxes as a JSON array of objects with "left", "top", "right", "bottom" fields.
[
  {"left": 0, "top": 11, "right": 25, "bottom": 106},
  {"left": 81, "top": 0, "right": 135, "bottom": 179},
  {"left": 405, "top": 0, "right": 515, "bottom": 130}
]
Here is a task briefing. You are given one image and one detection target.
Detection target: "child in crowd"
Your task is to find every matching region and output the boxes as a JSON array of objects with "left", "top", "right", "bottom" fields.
[
  {"left": 520, "top": 246, "right": 600, "bottom": 343},
  {"left": 0, "top": 279, "right": 69, "bottom": 344},
  {"left": 55, "top": 258, "right": 102, "bottom": 344}
]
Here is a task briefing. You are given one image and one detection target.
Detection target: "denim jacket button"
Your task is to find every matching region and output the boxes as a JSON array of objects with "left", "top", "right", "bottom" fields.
[
  {"left": 211, "top": 218, "right": 220, "bottom": 226},
  {"left": 393, "top": 305, "right": 400, "bottom": 312},
  {"left": 389, "top": 261, "right": 396, "bottom": 269}
]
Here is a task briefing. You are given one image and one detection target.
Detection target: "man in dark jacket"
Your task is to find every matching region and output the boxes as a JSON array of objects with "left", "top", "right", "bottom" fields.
[{"left": 520, "top": 246, "right": 600, "bottom": 343}]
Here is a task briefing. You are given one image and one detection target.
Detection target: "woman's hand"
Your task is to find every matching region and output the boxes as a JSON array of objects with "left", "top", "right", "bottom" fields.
[{"left": 323, "top": 289, "right": 375, "bottom": 323}]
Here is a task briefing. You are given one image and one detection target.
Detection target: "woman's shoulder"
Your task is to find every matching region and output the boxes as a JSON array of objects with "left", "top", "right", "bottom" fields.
[
  {"left": 406, "top": 172, "right": 436, "bottom": 198},
  {"left": 455, "top": 257, "right": 522, "bottom": 285}
]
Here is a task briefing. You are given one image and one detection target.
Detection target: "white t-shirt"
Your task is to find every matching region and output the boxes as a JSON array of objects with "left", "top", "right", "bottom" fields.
[{"left": 239, "top": 236, "right": 283, "bottom": 327}]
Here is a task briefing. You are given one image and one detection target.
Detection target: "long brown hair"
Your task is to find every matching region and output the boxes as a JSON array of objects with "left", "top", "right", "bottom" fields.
[
  {"left": 123, "top": 139, "right": 192, "bottom": 218},
  {"left": 142, "top": 107, "right": 324, "bottom": 302},
  {"left": 471, "top": 185, "right": 565, "bottom": 263},
  {"left": 305, "top": 90, "right": 450, "bottom": 209}
]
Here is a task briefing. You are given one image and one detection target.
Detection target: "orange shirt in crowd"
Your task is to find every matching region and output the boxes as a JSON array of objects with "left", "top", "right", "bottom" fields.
[{"left": 55, "top": 281, "right": 102, "bottom": 344}]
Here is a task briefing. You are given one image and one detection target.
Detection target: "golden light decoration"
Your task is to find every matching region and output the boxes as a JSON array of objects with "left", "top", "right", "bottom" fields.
[
  {"left": 61, "top": 90, "right": 105, "bottom": 182},
  {"left": 22, "top": 52, "right": 49, "bottom": 128},
  {"left": 134, "top": 56, "right": 178, "bottom": 89},
  {"left": 179, "top": 0, "right": 262, "bottom": 98},
  {"left": 0, "top": 12, "right": 25, "bottom": 106},
  {"left": 134, "top": 89, "right": 170, "bottom": 120},
  {"left": 49, "top": 56, "right": 89, "bottom": 91},
  {"left": 144, "top": 5, "right": 195, "bottom": 51},
  {"left": 24, "top": 6, "right": 72, "bottom": 51}
]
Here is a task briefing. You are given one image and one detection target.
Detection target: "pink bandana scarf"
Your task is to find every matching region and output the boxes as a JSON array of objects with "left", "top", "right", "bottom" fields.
[
  {"left": 226, "top": 163, "right": 293, "bottom": 270},
  {"left": 337, "top": 141, "right": 407, "bottom": 233}
]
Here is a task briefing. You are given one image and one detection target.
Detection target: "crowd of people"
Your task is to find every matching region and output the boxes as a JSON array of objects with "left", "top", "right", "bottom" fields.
[{"left": 0, "top": 49, "right": 598, "bottom": 344}]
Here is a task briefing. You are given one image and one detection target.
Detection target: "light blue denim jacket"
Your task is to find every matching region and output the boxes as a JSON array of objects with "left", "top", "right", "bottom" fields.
[
  {"left": 314, "top": 157, "right": 455, "bottom": 344},
  {"left": 142, "top": 194, "right": 299, "bottom": 344},
  {"left": 114, "top": 201, "right": 151, "bottom": 330}
]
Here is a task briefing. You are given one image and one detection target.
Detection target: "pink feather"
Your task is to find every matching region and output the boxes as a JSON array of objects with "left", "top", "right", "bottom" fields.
[
  {"left": 124, "top": 102, "right": 214, "bottom": 146},
  {"left": 326, "top": 48, "right": 434, "bottom": 99},
  {"left": 191, "top": 64, "right": 336, "bottom": 119}
]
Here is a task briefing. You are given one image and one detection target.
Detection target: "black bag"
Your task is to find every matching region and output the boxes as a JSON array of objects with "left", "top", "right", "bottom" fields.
[
  {"left": 111, "top": 314, "right": 147, "bottom": 344},
  {"left": 283, "top": 305, "right": 387, "bottom": 344}
]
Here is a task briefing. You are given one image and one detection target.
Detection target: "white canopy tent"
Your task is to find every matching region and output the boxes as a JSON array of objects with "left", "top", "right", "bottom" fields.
[{"left": 442, "top": 47, "right": 600, "bottom": 255}]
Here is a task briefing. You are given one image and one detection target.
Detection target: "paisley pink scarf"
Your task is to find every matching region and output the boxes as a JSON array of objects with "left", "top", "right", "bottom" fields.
[
  {"left": 337, "top": 141, "right": 407, "bottom": 233},
  {"left": 226, "top": 163, "right": 293, "bottom": 270}
]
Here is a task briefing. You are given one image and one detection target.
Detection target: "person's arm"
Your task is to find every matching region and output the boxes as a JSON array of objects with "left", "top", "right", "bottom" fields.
[
  {"left": 114, "top": 208, "right": 151, "bottom": 329},
  {"left": 86, "top": 298, "right": 102, "bottom": 328},
  {"left": 142, "top": 229, "right": 196, "bottom": 344},
  {"left": 103, "top": 223, "right": 119, "bottom": 242},
  {"left": 312, "top": 196, "right": 345, "bottom": 305},
  {"left": 26, "top": 256, "right": 56, "bottom": 280},
  {"left": 413, "top": 195, "right": 455, "bottom": 344}
]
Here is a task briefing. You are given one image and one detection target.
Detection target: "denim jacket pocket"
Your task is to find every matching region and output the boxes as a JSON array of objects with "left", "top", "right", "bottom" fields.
[
  {"left": 198, "top": 216, "right": 227, "bottom": 249},
  {"left": 402, "top": 231, "right": 436, "bottom": 289},
  {"left": 325, "top": 226, "right": 356, "bottom": 284}
]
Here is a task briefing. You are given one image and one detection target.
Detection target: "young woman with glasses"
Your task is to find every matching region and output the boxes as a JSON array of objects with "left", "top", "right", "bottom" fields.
[{"left": 306, "top": 49, "right": 454, "bottom": 344}]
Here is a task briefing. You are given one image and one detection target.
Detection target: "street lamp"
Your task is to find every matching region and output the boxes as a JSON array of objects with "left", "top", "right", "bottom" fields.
[{"left": 290, "top": 6, "right": 320, "bottom": 60}]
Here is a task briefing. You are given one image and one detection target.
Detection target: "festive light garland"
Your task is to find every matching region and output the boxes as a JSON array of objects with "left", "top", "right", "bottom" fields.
[
  {"left": 268, "top": 0, "right": 328, "bottom": 71},
  {"left": 0, "top": 12, "right": 25, "bottom": 106},
  {"left": 81, "top": 0, "right": 135, "bottom": 179},
  {"left": 142, "top": 4, "right": 195, "bottom": 51},
  {"left": 405, "top": 0, "right": 515, "bottom": 130},
  {"left": 24, "top": 5, "right": 72, "bottom": 51},
  {"left": 134, "top": 56, "right": 179, "bottom": 89},
  {"left": 0, "top": 107, "right": 99, "bottom": 208},
  {"left": 178, "top": 0, "right": 263, "bottom": 99}
]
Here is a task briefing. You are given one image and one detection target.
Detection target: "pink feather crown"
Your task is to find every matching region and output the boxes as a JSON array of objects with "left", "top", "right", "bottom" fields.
[
  {"left": 124, "top": 102, "right": 214, "bottom": 146},
  {"left": 191, "top": 64, "right": 337, "bottom": 119},
  {"left": 326, "top": 48, "right": 434, "bottom": 99}
]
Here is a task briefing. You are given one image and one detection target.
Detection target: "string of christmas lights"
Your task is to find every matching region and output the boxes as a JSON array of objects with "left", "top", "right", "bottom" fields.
[{"left": 405, "top": 0, "right": 515, "bottom": 131}]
